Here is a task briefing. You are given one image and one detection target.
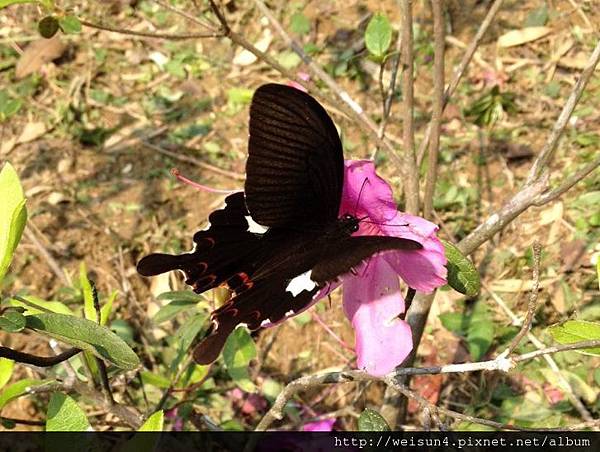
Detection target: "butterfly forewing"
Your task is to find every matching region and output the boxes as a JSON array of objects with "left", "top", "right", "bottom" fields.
[{"left": 246, "top": 84, "right": 344, "bottom": 228}]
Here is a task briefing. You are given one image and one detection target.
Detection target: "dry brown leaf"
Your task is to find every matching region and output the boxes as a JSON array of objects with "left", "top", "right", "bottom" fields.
[
  {"left": 15, "top": 37, "right": 67, "bottom": 79},
  {"left": 0, "top": 136, "right": 17, "bottom": 154},
  {"left": 497, "top": 27, "right": 552, "bottom": 48},
  {"left": 490, "top": 278, "right": 556, "bottom": 292},
  {"left": 17, "top": 121, "right": 46, "bottom": 144},
  {"left": 233, "top": 29, "right": 272, "bottom": 66},
  {"left": 558, "top": 53, "right": 600, "bottom": 70}
]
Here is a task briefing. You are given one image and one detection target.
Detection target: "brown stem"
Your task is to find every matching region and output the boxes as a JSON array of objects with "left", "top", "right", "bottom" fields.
[
  {"left": 0, "top": 346, "right": 80, "bottom": 367},
  {"left": 400, "top": 0, "right": 419, "bottom": 214},
  {"left": 423, "top": 0, "right": 445, "bottom": 219}
]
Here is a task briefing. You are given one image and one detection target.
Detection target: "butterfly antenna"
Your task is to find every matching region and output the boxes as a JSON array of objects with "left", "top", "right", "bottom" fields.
[
  {"left": 353, "top": 177, "right": 370, "bottom": 216},
  {"left": 171, "top": 168, "right": 239, "bottom": 194}
]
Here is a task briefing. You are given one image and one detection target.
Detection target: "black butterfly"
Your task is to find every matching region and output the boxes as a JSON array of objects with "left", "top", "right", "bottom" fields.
[{"left": 137, "top": 83, "right": 422, "bottom": 364}]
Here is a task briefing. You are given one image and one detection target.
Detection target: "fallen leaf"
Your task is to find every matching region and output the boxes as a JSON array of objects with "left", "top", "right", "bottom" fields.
[
  {"left": 490, "top": 278, "right": 555, "bottom": 292},
  {"left": 47, "top": 192, "right": 68, "bottom": 205},
  {"left": 558, "top": 53, "right": 600, "bottom": 71},
  {"left": 15, "top": 37, "right": 66, "bottom": 79},
  {"left": 497, "top": 27, "right": 552, "bottom": 48},
  {"left": 0, "top": 136, "right": 16, "bottom": 154},
  {"left": 233, "top": 29, "right": 272, "bottom": 66},
  {"left": 17, "top": 121, "right": 46, "bottom": 144},
  {"left": 560, "top": 239, "right": 586, "bottom": 272}
]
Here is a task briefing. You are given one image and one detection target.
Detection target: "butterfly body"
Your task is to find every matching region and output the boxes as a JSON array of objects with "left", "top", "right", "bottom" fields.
[{"left": 137, "top": 84, "right": 422, "bottom": 364}]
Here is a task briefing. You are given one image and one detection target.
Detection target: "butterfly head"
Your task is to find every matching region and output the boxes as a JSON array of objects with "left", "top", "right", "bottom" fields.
[{"left": 339, "top": 213, "right": 360, "bottom": 235}]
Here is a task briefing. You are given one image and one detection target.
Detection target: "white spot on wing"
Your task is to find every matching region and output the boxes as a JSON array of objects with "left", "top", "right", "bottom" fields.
[
  {"left": 285, "top": 310, "right": 295, "bottom": 317},
  {"left": 260, "top": 319, "right": 271, "bottom": 328},
  {"left": 245, "top": 215, "right": 268, "bottom": 234},
  {"left": 285, "top": 270, "right": 316, "bottom": 297}
]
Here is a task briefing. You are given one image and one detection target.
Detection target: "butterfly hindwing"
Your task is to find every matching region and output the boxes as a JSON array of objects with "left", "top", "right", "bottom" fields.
[
  {"left": 137, "top": 192, "right": 265, "bottom": 294},
  {"left": 193, "top": 277, "right": 319, "bottom": 364},
  {"left": 246, "top": 84, "right": 344, "bottom": 228}
]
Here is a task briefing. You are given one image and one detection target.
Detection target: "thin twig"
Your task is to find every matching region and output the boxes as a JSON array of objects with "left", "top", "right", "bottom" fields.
[
  {"left": 27, "top": 378, "right": 142, "bottom": 429},
  {"left": 23, "top": 227, "right": 69, "bottom": 286},
  {"left": 254, "top": 338, "right": 599, "bottom": 431},
  {"left": 0, "top": 346, "right": 80, "bottom": 367},
  {"left": 141, "top": 140, "right": 245, "bottom": 181},
  {"left": 485, "top": 284, "right": 594, "bottom": 421},
  {"left": 0, "top": 416, "right": 45, "bottom": 427},
  {"left": 417, "top": 0, "right": 505, "bottom": 166},
  {"left": 80, "top": 19, "right": 223, "bottom": 40},
  {"left": 533, "top": 155, "right": 600, "bottom": 206},
  {"left": 423, "top": 0, "right": 445, "bottom": 220},
  {"left": 506, "top": 241, "right": 541, "bottom": 354},
  {"left": 458, "top": 39, "right": 600, "bottom": 256},
  {"left": 251, "top": 0, "right": 407, "bottom": 177},
  {"left": 400, "top": 0, "right": 419, "bottom": 214},
  {"left": 527, "top": 39, "right": 600, "bottom": 184},
  {"left": 515, "top": 340, "right": 600, "bottom": 362}
]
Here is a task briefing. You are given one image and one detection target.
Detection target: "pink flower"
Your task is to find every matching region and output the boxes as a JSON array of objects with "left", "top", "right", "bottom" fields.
[
  {"left": 302, "top": 418, "right": 336, "bottom": 431},
  {"left": 329, "top": 160, "right": 447, "bottom": 376}
]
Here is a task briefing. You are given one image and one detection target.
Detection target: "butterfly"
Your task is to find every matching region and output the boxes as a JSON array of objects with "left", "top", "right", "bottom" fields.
[{"left": 137, "top": 83, "right": 422, "bottom": 365}]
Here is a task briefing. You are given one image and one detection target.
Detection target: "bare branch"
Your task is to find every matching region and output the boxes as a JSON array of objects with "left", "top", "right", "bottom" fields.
[
  {"left": 485, "top": 285, "right": 594, "bottom": 421},
  {"left": 515, "top": 340, "right": 600, "bottom": 362},
  {"left": 506, "top": 241, "right": 541, "bottom": 354},
  {"left": 0, "top": 346, "right": 80, "bottom": 367},
  {"left": 252, "top": 0, "right": 407, "bottom": 178},
  {"left": 400, "top": 0, "right": 419, "bottom": 214},
  {"left": 254, "top": 339, "right": 599, "bottom": 431},
  {"left": 417, "top": 0, "right": 505, "bottom": 166},
  {"left": 80, "top": 19, "right": 222, "bottom": 40},
  {"left": 527, "top": 39, "right": 600, "bottom": 184},
  {"left": 533, "top": 155, "right": 600, "bottom": 206},
  {"left": 423, "top": 0, "right": 445, "bottom": 219},
  {"left": 23, "top": 227, "right": 70, "bottom": 286}
]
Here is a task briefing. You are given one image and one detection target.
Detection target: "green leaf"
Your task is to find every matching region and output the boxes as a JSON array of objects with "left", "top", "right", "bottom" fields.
[
  {"left": 290, "top": 12, "right": 310, "bottom": 35},
  {"left": 442, "top": 239, "right": 480, "bottom": 296},
  {"left": 548, "top": 320, "right": 600, "bottom": 356},
  {"left": 358, "top": 408, "right": 391, "bottom": 431},
  {"left": 222, "top": 327, "right": 256, "bottom": 392},
  {"left": 38, "top": 16, "right": 59, "bottom": 38},
  {"left": 466, "top": 301, "right": 494, "bottom": 360},
  {"left": 439, "top": 312, "right": 467, "bottom": 335},
  {"left": 227, "top": 87, "right": 254, "bottom": 106},
  {"left": 79, "top": 262, "right": 96, "bottom": 322},
  {"left": 0, "top": 97, "right": 22, "bottom": 121},
  {"left": 100, "top": 290, "right": 117, "bottom": 326},
  {"left": 153, "top": 298, "right": 198, "bottom": 324},
  {"left": 46, "top": 393, "right": 91, "bottom": 431},
  {"left": 140, "top": 371, "right": 171, "bottom": 389},
  {"left": 596, "top": 256, "right": 600, "bottom": 290},
  {"left": 0, "top": 311, "right": 26, "bottom": 332},
  {"left": 365, "top": 13, "right": 392, "bottom": 59},
  {"left": 58, "top": 15, "right": 81, "bottom": 34},
  {"left": 0, "top": 378, "right": 51, "bottom": 410},
  {"left": 525, "top": 4, "right": 548, "bottom": 27},
  {"left": 0, "top": 163, "right": 27, "bottom": 283},
  {"left": 138, "top": 410, "right": 164, "bottom": 431},
  {"left": 5, "top": 295, "right": 73, "bottom": 316},
  {"left": 25, "top": 313, "right": 140, "bottom": 369},
  {"left": 0, "top": 358, "right": 14, "bottom": 390},
  {"left": 278, "top": 51, "right": 302, "bottom": 70}
]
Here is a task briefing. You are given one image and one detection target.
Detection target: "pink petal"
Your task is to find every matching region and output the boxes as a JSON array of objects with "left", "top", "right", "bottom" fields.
[
  {"left": 342, "top": 257, "right": 413, "bottom": 376},
  {"left": 302, "top": 418, "right": 336, "bottom": 431},
  {"left": 339, "top": 160, "right": 398, "bottom": 224}
]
